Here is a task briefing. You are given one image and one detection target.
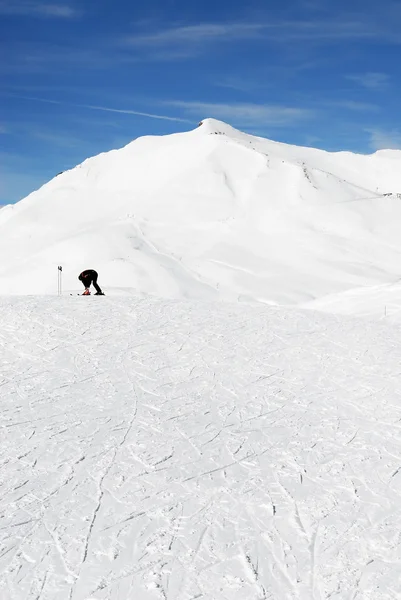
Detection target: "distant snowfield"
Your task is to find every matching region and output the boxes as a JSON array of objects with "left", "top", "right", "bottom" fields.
[
  {"left": 303, "top": 280, "right": 401, "bottom": 321},
  {"left": 2, "top": 295, "right": 401, "bottom": 600},
  {"left": 2, "top": 118, "right": 401, "bottom": 311}
]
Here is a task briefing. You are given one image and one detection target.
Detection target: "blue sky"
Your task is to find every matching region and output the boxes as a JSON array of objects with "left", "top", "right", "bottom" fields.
[{"left": 1, "top": 0, "right": 401, "bottom": 204}]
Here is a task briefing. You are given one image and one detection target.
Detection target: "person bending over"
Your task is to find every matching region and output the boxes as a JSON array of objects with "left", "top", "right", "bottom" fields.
[{"left": 78, "top": 269, "right": 104, "bottom": 295}]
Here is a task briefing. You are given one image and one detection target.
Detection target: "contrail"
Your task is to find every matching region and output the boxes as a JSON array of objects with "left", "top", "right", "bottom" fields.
[{"left": 2, "top": 93, "right": 195, "bottom": 124}]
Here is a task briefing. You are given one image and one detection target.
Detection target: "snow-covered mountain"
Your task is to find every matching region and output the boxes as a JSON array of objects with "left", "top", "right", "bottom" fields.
[
  {"left": 2, "top": 118, "right": 401, "bottom": 305},
  {"left": 3, "top": 121, "right": 401, "bottom": 600}
]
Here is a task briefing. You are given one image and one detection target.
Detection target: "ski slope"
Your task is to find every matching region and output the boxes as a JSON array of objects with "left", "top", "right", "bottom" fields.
[
  {"left": 2, "top": 295, "right": 401, "bottom": 600},
  {"left": 2, "top": 118, "right": 401, "bottom": 306},
  {"left": 2, "top": 119, "right": 401, "bottom": 599},
  {"left": 303, "top": 280, "right": 401, "bottom": 322}
]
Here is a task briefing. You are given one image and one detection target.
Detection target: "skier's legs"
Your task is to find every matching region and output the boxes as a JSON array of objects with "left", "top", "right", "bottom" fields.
[{"left": 92, "top": 273, "right": 102, "bottom": 294}]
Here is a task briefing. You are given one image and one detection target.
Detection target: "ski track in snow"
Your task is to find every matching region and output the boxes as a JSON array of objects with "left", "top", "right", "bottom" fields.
[{"left": 1, "top": 296, "right": 401, "bottom": 599}]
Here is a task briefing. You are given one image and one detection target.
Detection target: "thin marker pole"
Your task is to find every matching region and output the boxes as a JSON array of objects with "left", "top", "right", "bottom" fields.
[{"left": 58, "top": 265, "right": 63, "bottom": 295}]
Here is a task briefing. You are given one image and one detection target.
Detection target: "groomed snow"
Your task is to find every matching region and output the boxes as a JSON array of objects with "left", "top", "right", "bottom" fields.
[
  {"left": 2, "top": 118, "right": 401, "bottom": 308},
  {"left": 1, "top": 295, "right": 401, "bottom": 600}
]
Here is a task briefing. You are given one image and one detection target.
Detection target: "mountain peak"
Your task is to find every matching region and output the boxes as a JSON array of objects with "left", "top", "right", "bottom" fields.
[{"left": 196, "top": 118, "right": 242, "bottom": 137}]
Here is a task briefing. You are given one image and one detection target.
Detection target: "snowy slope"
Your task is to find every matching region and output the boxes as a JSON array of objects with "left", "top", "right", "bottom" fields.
[
  {"left": 303, "top": 280, "right": 401, "bottom": 321},
  {"left": 1, "top": 296, "right": 401, "bottom": 600},
  {"left": 2, "top": 119, "right": 401, "bottom": 304}
]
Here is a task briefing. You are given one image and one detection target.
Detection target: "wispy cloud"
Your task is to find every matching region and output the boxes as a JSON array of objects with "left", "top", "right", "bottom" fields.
[
  {"left": 124, "top": 17, "right": 401, "bottom": 54},
  {"left": 367, "top": 128, "right": 401, "bottom": 151},
  {"left": 265, "top": 19, "right": 381, "bottom": 42},
  {"left": 165, "top": 101, "right": 312, "bottom": 127},
  {"left": 28, "top": 128, "right": 86, "bottom": 148},
  {"left": 331, "top": 100, "right": 379, "bottom": 111},
  {"left": 0, "top": 0, "right": 78, "bottom": 17},
  {"left": 0, "top": 44, "right": 122, "bottom": 76},
  {"left": 2, "top": 93, "right": 195, "bottom": 124},
  {"left": 125, "top": 23, "right": 265, "bottom": 46},
  {"left": 123, "top": 23, "right": 267, "bottom": 60},
  {"left": 118, "top": 15, "right": 401, "bottom": 63},
  {"left": 346, "top": 72, "right": 389, "bottom": 90},
  {"left": 214, "top": 75, "right": 272, "bottom": 94}
]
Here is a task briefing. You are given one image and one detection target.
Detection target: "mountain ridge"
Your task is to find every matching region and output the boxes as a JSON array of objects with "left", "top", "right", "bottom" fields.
[{"left": 1, "top": 118, "right": 401, "bottom": 305}]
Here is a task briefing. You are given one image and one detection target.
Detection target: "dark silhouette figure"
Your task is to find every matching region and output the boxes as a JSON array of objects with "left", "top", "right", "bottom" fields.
[{"left": 78, "top": 269, "right": 104, "bottom": 295}]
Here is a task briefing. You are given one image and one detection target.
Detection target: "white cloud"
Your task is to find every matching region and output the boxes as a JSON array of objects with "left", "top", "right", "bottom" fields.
[
  {"left": 118, "top": 15, "right": 401, "bottom": 63},
  {"left": 125, "top": 23, "right": 265, "bottom": 47},
  {"left": 166, "top": 101, "right": 312, "bottom": 127},
  {"left": 367, "top": 128, "right": 401, "bottom": 150},
  {"left": 0, "top": 1, "right": 78, "bottom": 18},
  {"left": 124, "top": 17, "right": 398, "bottom": 54},
  {"left": 332, "top": 100, "right": 379, "bottom": 111},
  {"left": 214, "top": 75, "right": 273, "bottom": 94},
  {"left": 123, "top": 23, "right": 267, "bottom": 59},
  {"left": 346, "top": 72, "right": 389, "bottom": 90}
]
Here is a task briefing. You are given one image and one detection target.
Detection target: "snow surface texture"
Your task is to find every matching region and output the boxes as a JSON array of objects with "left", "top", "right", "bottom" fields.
[
  {"left": 2, "top": 295, "right": 401, "bottom": 600},
  {"left": 2, "top": 118, "right": 401, "bottom": 312}
]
